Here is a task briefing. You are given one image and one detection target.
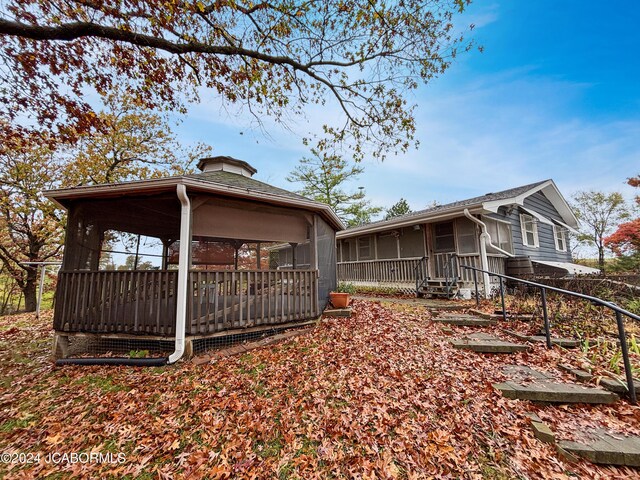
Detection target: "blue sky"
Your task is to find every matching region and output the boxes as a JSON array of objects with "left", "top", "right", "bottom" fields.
[{"left": 173, "top": 1, "right": 640, "bottom": 215}]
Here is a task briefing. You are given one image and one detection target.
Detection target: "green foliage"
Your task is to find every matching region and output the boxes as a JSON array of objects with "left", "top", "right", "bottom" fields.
[
  {"left": 336, "top": 282, "right": 356, "bottom": 294},
  {"left": 626, "top": 299, "right": 640, "bottom": 316},
  {"left": 571, "top": 190, "right": 630, "bottom": 272},
  {"left": 128, "top": 350, "right": 149, "bottom": 359},
  {"left": 64, "top": 91, "right": 211, "bottom": 186},
  {"left": 385, "top": 198, "right": 412, "bottom": 220},
  {"left": 287, "top": 151, "right": 382, "bottom": 226}
]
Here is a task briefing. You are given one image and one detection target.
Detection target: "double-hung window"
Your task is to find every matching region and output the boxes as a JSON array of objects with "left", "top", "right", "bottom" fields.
[
  {"left": 553, "top": 225, "right": 567, "bottom": 252},
  {"left": 520, "top": 214, "right": 539, "bottom": 248}
]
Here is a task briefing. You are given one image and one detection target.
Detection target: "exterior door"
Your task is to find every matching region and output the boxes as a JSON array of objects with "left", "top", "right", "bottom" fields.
[{"left": 431, "top": 221, "right": 456, "bottom": 278}]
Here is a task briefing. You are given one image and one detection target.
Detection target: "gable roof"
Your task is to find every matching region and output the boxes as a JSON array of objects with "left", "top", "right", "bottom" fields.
[
  {"left": 44, "top": 171, "right": 345, "bottom": 231},
  {"left": 337, "top": 179, "right": 577, "bottom": 238}
]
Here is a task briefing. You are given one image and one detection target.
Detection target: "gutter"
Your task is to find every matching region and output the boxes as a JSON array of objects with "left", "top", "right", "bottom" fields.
[{"left": 463, "top": 209, "right": 514, "bottom": 299}]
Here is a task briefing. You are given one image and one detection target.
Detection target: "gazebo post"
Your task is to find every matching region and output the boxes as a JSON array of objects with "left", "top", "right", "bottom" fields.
[{"left": 289, "top": 242, "right": 298, "bottom": 269}]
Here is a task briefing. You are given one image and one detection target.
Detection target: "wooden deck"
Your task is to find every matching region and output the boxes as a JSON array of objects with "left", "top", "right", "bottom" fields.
[{"left": 54, "top": 269, "right": 319, "bottom": 337}]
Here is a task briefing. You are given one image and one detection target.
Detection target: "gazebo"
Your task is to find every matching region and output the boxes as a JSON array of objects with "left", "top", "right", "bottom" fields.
[{"left": 45, "top": 156, "right": 343, "bottom": 364}]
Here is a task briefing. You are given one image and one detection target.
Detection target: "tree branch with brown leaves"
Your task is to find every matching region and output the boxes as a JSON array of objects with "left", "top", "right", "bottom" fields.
[{"left": 0, "top": 0, "right": 476, "bottom": 160}]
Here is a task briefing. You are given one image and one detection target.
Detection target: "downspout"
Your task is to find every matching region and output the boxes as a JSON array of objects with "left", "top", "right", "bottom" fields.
[
  {"left": 463, "top": 209, "right": 493, "bottom": 299},
  {"left": 168, "top": 184, "right": 191, "bottom": 364}
]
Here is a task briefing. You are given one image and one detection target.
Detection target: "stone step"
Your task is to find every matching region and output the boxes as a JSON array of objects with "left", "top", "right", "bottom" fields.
[
  {"left": 434, "top": 315, "right": 496, "bottom": 327},
  {"left": 558, "top": 429, "right": 640, "bottom": 467},
  {"left": 504, "top": 330, "right": 580, "bottom": 348},
  {"left": 495, "top": 365, "right": 618, "bottom": 404},
  {"left": 526, "top": 415, "right": 640, "bottom": 467},
  {"left": 451, "top": 333, "right": 529, "bottom": 353},
  {"left": 495, "top": 381, "right": 618, "bottom": 404},
  {"left": 323, "top": 307, "right": 353, "bottom": 318},
  {"left": 559, "top": 365, "right": 640, "bottom": 396}
]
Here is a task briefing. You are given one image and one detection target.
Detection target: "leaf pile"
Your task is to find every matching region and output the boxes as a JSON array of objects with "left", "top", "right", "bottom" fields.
[{"left": 1, "top": 301, "right": 639, "bottom": 479}]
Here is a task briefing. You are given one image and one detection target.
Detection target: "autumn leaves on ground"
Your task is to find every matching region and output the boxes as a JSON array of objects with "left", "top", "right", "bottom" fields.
[{"left": 1, "top": 300, "right": 639, "bottom": 479}]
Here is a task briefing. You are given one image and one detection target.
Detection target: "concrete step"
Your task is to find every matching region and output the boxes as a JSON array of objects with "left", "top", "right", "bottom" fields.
[
  {"left": 434, "top": 314, "right": 496, "bottom": 327},
  {"left": 559, "top": 365, "right": 640, "bottom": 397},
  {"left": 504, "top": 330, "right": 580, "bottom": 348},
  {"left": 495, "top": 366, "right": 618, "bottom": 404},
  {"left": 495, "top": 381, "right": 618, "bottom": 404},
  {"left": 451, "top": 333, "right": 529, "bottom": 353},
  {"left": 526, "top": 415, "right": 640, "bottom": 467},
  {"left": 558, "top": 429, "right": 640, "bottom": 467}
]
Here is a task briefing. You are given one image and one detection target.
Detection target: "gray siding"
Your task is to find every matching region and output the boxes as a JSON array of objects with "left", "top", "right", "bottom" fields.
[{"left": 488, "top": 191, "right": 572, "bottom": 262}]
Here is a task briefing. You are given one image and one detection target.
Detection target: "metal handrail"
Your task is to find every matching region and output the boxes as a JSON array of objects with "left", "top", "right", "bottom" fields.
[
  {"left": 461, "top": 264, "right": 638, "bottom": 404},
  {"left": 414, "top": 256, "right": 429, "bottom": 294},
  {"left": 443, "top": 254, "right": 459, "bottom": 298}
]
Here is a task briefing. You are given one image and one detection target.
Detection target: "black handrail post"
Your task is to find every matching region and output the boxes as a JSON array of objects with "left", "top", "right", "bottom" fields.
[
  {"left": 615, "top": 311, "right": 637, "bottom": 404},
  {"left": 473, "top": 268, "right": 479, "bottom": 306},
  {"left": 499, "top": 276, "right": 506, "bottom": 322},
  {"left": 540, "top": 287, "right": 552, "bottom": 349}
]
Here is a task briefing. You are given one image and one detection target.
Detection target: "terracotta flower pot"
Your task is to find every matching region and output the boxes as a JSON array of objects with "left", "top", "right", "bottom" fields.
[{"left": 329, "top": 292, "right": 350, "bottom": 308}]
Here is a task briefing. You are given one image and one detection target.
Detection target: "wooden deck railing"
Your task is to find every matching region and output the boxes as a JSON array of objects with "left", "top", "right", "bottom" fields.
[
  {"left": 54, "top": 269, "right": 319, "bottom": 336},
  {"left": 337, "top": 258, "right": 422, "bottom": 284},
  {"left": 337, "top": 255, "right": 507, "bottom": 286},
  {"left": 434, "top": 253, "right": 506, "bottom": 282},
  {"left": 188, "top": 269, "right": 318, "bottom": 334},
  {"left": 54, "top": 270, "right": 178, "bottom": 335}
]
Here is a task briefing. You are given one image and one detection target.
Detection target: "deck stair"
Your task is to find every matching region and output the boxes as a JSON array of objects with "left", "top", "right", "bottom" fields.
[
  {"left": 451, "top": 333, "right": 529, "bottom": 353},
  {"left": 494, "top": 365, "right": 619, "bottom": 404},
  {"left": 418, "top": 280, "right": 459, "bottom": 299}
]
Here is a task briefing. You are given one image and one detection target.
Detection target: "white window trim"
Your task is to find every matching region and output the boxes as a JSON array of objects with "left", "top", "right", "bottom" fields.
[
  {"left": 520, "top": 213, "right": 539, "bottom": 248},
  {"left": 553, "top": 225, "right": 567, "bottom": 252}
]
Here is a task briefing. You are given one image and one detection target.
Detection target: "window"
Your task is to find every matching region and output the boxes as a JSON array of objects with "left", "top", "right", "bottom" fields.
[
  {"left": 358, "top": 236, "right": 373, "bottom": 260},
  {"left": 553, "top": 225, "right": 567, "bottom": 252},
  {"left": 520, "top": 214, "right": 539, "bottom": 248},
  {"left": 456, "top": 218, "right": 478, "bottom": 254},
  {"left": 433, "top": 222, "right": 455, "bottom": 252},
  {"left": 484, "top": 218, "right": 514, "bottom": 254}
]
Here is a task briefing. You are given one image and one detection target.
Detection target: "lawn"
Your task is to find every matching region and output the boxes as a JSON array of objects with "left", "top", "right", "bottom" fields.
[{"left": 0, "top": 300, "right": 639, "bottom": 479}]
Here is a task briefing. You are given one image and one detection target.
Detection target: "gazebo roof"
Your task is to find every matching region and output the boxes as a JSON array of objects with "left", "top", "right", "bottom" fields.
[{"left": 44, "top": 159, "right": 345, "bottom": 231}]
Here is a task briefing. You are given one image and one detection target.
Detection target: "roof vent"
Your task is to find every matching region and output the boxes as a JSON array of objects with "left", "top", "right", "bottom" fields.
[{"left": 197, "top": 156, "right": 257, "bottom": 177}]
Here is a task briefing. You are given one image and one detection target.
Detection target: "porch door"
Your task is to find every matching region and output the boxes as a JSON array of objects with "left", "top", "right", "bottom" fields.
[{"left": 431, "top": 221, "right": 456, "bottom": 278}]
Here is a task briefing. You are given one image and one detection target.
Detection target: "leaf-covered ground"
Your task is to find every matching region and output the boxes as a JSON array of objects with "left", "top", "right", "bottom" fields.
[{"left": 1, "top": 300, "right": 639, "bottom": 479}]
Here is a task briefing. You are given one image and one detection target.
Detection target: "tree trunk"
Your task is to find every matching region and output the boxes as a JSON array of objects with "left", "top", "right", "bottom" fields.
[
  {"left": 22, "top": 267, "right": 38, "bottom": 312},
  {"left": 598, "top": 246, "right": 606, "bottom": 275}
]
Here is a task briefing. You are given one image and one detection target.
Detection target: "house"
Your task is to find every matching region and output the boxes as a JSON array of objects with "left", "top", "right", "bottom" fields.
[
  {"left": 336, "top": 179, "right": 598, "bottom": 298},
  {"left": 44, "top": 156, "right": 344, "bottom": 363}
]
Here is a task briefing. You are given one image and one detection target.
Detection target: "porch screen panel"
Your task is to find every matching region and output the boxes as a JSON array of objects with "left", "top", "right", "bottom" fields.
[
  {"left": 358, "top": 236, "right": 373, "bottom": 260},
  {"left": 296, "top": 243, "right": 311, "bottom": 268},
  {"left": 433, "top": 221, "right": 455, "bottom": 252},
  {"left": 456, "top": 218, "right": 478, "bottom": 254},
  {"left": 340, "top": 240, "right": 352, "bottom": 261},
  {"left": 62, "top": 204, "right": 103, "bottom": 271},
  {"left": 399, "top": 227, "right": 425, "bottom": 258},
  {"left": 316, "top": 216, "right": 336, "bottom": 311},
  {"left": 377, "top": 233, "right": 398, "bottom": 259}
]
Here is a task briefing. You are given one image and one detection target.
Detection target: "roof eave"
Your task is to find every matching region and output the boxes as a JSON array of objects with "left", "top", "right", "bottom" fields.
[
  {"left": 43, "top": 176, "right": 345, "bottom": 231},
  {"left": 336, "top": 204, "right": 486, "bottom": 238}
]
